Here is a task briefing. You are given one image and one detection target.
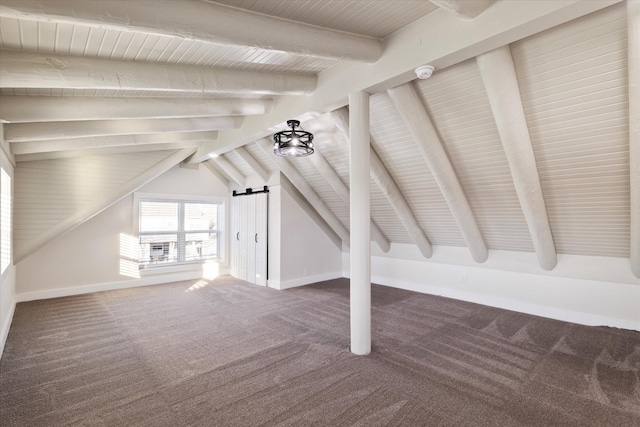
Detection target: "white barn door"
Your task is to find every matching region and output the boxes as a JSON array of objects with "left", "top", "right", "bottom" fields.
[
  {"left": 230, "top": 190, "right": 268, "bottom": 286},
  {"left": 254, "top": 192, "right": 268, "bottom": 286}
]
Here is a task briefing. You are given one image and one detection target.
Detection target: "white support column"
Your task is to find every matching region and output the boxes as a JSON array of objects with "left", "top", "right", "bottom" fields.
[
  {"left": 0, "top": 96, "right": 272, "bottom": 123},
  {"left": 349, "top": 91, "right": 371, "bottom": 356},
  {"left": 14, "top": 148, "right": 196, "bottom": 263},
  {"left": 0, "top": 0, "right": 382, "bottom": 62},
  {"left": 256, "top": 139, "right": 350, "bottom": 245},
  {"left": 4, "top": 117, "right": 240, "bottom": 142},
  {"left": 234, "top": 146, "right": 270, "bottom": 182},
  {"left": 331, "top": 107, "right": 433, "bottom": 258},
  {"left": 388, "top": 83, "right": 488, "bottom": 263},
  {"left": 629, "top": 0, "right": 640, "bottom": 278},
  {"left": 0, "top": 50, "right": 317, "bottom": 95},
  {"left": 214, "top": 155, "right": 246, "bottom": 188},
  {"left": 477, "top": 46, "right": 557, "bottom": 271},
  {"left": 10, "top": 131, "right": 217, "bottom": 155},
  {"left": 306, "top": 145, "right": 390, "bottom": 253}
]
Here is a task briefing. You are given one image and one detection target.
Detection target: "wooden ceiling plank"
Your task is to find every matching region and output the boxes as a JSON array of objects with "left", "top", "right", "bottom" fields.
[
  {"left": 304, "top": 132, "right": 390, "bottom": 253},
  {"left": 331, "top": 107, "right": 432, "bottom": 258},
  {"left": 214, "top": 155, "right": 246, "bottom": 188},
  {"left": 0, "top": 96, "right": 272, "bottom": 123},
  {"left": 430, "top": 0, "right": 494, "bottom": 20},
  {"left": 14, "top": 147, "right": 196, "bottom": 263},
  {"left": 190, "top": 0, "right": 620, "bottom": 161},
  {"left": 10, "top": 132, "right": 217, "bottom": 155},
  {"left": 0, "top": 0, "right": 381, "bottom": 62},
  {"left": 256, "top": 138, "right": 350, "bottom": 245},
  {"left": 234, "top": 146, "right": 270, "bottom": 183},
  {"left": 5, "top": 117, "right": 239, "bottom": 142},
  {"left": 203, "top": 160, "right": 230, "bottom": 188},
  {"left": 388, "top": 83, "right": 488, "bottom": 263},
  {"left": 0, "top": 49, "right": 317, "bottom": 95},
  {"left": 477, "top": 45, "right": 557, "bottom": 270}
]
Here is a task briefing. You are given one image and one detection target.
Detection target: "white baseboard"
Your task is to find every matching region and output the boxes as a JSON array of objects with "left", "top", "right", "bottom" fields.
[
  {"left": 0, "top": 299, "right": 16, "bottom": 359},
  {"left": 16, "top": 270, "right": 211, "bottom": 303},
  {"left": 370, "top": 274, "right": 640, "bottom": 331},
  {"left": 271, "top": 271, "right": 343, "bottom": 290}
]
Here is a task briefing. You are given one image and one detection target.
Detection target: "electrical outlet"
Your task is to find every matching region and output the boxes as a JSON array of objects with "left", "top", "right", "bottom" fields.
[{"left": 460, "top": 271, "right": 467, "bottom": 283}]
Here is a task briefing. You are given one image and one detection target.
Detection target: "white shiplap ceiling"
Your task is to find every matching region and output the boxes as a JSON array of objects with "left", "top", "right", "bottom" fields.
[{"left": 0, "top": 0, "right": 637, "bottom": 277}]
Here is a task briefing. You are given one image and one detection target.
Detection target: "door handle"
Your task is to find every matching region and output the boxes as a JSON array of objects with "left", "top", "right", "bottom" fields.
[
  {"left": 255, "top": 233, "right": 258, "bottom": 243},
  {"left": 236, "top": 232, "right": 240, "bottom": 241}
]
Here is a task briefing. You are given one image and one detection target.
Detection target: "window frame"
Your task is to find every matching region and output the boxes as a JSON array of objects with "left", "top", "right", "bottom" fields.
[
  {"left": 133, "top": 193, "right": 226, "bottom": 272},
  {"left": 0, "top": 166, "right": 11, "bottom": 277}
]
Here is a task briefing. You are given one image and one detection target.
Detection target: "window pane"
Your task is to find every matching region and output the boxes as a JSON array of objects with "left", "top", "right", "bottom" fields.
[
  {"left": 184, "top": 232, "right": 218, "bottom": 261},
  {"left": 185, "top": 203, "right": 218, "bottom": 231},
  {"left": 139, "top": 234, "right": 178, "bottom": 265},
  {"left": 1, "top": 168, "right": 11, "bottom": 274},
  {"left": 139, "top": 202, "right": 178, "bottom": 232}
]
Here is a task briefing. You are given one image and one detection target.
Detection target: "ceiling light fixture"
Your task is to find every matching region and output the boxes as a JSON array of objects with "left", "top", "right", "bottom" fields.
[{"left": 273, "top": 119, "right": 314, "bottom": 157}]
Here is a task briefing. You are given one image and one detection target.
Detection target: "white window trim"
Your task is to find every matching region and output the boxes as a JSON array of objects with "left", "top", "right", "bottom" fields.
[
  {"left": 0, "top": 166, "right": 11, "bottom": 278},
  {"left": 133, "top": 192, "right": 228, "bottom": 275}
]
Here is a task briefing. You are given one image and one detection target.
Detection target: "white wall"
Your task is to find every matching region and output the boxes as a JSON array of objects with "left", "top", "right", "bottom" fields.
[
  {"left": 267, "top": 180, "right": 342, "bottom": 290},
  {"left": 0, "top": 124, "right": 16, "bottom": 357},
  {"left": 343, "top": 243, "right": 640, "bottom": 330},
  {"left": 15, "top": 163, "right": 229, "bottom": 300}
]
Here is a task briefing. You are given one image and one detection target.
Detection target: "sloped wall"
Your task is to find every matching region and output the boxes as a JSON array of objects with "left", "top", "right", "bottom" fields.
[
  {"left": 15, "top": 164, "right": 229, "bottom": 299},
  {"left": 13, "top": 151, "right": 173, "bottom": 256},
  {"left": 343, "top": 243, "right": 640, "bottom": 330}
]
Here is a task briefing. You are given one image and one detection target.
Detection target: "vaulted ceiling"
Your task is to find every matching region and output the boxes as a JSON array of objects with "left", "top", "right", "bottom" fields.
[{"left": 0, "top": 0, "right": 637, "bottom": 278}]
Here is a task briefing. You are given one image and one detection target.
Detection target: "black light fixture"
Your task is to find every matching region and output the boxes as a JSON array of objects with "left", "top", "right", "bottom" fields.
[{"left": 273, "top": 119, "right": 314, "bottom": 157}]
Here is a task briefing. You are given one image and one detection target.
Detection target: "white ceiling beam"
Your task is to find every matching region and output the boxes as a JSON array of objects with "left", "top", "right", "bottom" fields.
[
  {"left": 0, "top": 50, "right": 316, "bottom": 95},
  {"left": 203, "top": 160, "right": 230, "bottom": 188},
  {"left": 14, "top": 148, "right": 196, "bottom": 263},
  {"left": 15, "top": 143, "right": 199, "bottom": 162},
  {"left": 214, "top": 155, "right": 245, "bottom": 188},
  {"left": 189, "top": 0, "right": 620, "bottom": 162},
  {"left": 629, "top": 0, "right": 640, "bottom": 279},
  {"left": 257, "top": 139, "right": 350, "bottom": 245},
  {"left": 0, "top": 0, "right": 381, "bottom": 63},
  {"left": 10, "top": 131, "right": 217, "bottom": 155},
  {"left": 331, "top": 107, "right": 433, "bottom": 259},
  {"left": 477, "top": 46, "right": 557, "bottom": 271},
  {"left": 429, "top": 0, "right": 494, "bottom": 20},
  {"left": 5, "top": 117, "right": 239, "bottom": 142},
  {"left": 305, "top": 137, "right": 390, "bottom": 253},
  {"left": 0, "top": 96, "right": 272, "bottom": 123},
  {"left": 234, "top": 146, "right": 270, "bottom": 183},
  {"left": 388, "top": 83, "right": 488, "bottom": 263}
]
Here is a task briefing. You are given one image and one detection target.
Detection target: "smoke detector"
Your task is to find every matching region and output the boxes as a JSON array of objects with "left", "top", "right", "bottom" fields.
[{"left": 415, "top": 65, "right": 435, "bottom": 79}]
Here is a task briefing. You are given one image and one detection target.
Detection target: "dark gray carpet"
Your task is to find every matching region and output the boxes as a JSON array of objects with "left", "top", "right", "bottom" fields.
[{"left": 1, "top": 276, "right": 639, "bottom": 426}]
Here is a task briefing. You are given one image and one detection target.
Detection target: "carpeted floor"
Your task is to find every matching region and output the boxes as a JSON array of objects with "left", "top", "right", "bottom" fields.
[{"left": 1, "top": 276, "right": 639, "bottom": 426}]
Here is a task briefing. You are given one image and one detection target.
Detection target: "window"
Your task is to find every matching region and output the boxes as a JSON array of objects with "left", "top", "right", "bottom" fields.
[
  {"left": 1, "top": 167, "right": 11, "bottom": 274},
  {"left": 138, "top": 199, "right": 222, "bottom": 268}
]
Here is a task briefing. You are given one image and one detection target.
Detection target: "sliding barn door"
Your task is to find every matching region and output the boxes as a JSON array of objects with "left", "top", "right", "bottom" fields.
[
  {"left": 230, "top": 191, "right": 268, "bottom": 286},
  {"left": 230, "top": 197, "right": 240, "bottom": 278},
  {"left": 254, "top": 193, "right": 268, "bottom": 286}
]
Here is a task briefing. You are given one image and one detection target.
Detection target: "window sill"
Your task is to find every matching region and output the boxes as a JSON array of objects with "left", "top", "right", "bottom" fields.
[
  {"left": 140, "top": 259, "right": 225, "bottom": 277},
  {"left": 139, "top": 262, "right": 208, "bottom": 276}
]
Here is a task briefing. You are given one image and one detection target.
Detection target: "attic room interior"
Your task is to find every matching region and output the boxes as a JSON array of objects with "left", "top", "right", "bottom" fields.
[{"left": 0, "top": 0, "right": 639, "bottom": 425}]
